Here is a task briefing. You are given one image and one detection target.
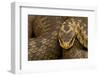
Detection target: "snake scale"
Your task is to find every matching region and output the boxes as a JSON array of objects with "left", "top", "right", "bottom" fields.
[{"left": 28, "top": 15, "right": 88, "bottom": 60}]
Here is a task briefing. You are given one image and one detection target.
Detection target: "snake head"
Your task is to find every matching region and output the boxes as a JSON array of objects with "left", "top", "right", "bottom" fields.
[{"left": 58, "top": 18, "right": 76, "bottom": 49}]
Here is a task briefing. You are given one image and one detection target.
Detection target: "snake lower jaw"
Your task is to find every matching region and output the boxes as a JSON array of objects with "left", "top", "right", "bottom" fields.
[{"left": 59, "top": 35, "right": 76, "bottom": 49}]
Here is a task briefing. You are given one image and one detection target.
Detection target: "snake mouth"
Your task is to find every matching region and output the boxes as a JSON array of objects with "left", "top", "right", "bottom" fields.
[{"left": 58, "top": 34, "right": 76, "bottom": 49}]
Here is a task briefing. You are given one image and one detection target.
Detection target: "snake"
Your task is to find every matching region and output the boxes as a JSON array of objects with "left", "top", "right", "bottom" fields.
[
  {"left": 58, "top": 17, "right": 88, "bottom": 58},
  {"left": 58, "top": 17, "right": 88, "bottom": 49},
  {"left": 28, "top": 16, "right": 67, "bottom": 60},
  {"left": 28, "top": 16, "right": 88, "bottom": 60}
]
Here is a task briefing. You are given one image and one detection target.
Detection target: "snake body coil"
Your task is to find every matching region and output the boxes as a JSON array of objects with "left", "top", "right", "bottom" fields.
[{"left": 28, "top": 16, "right": 88, "bottom": 60}]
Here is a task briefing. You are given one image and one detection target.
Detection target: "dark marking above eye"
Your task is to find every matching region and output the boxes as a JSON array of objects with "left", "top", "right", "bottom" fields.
[{"left": 63, "top": 23, "right": 70, "bottom": 31}]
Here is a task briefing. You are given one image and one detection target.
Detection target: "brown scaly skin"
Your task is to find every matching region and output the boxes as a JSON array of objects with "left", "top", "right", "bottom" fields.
[
  {"left": 28, "top": 37, "right": 62, "bottom": 60},
  {"left": 58, "top": 17, "right": 88, "bottom": 49},
  {"left": 28, "top": 16, "right": 88, "bottom": 60},
  {"left": 28, "top": 16, "right": 67, "bottom": 60},
  {"left": 58, "top": 17, "right": 88, "bottom": 58},
  {"left": 62, "top": 39, "right": 88, "bottom": 59},
  {"left": 32, "top": 16, "right": 67, "bottom": 37},
  {"left": 76, "top": 17, "right": 88, "bottom": 48}
]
